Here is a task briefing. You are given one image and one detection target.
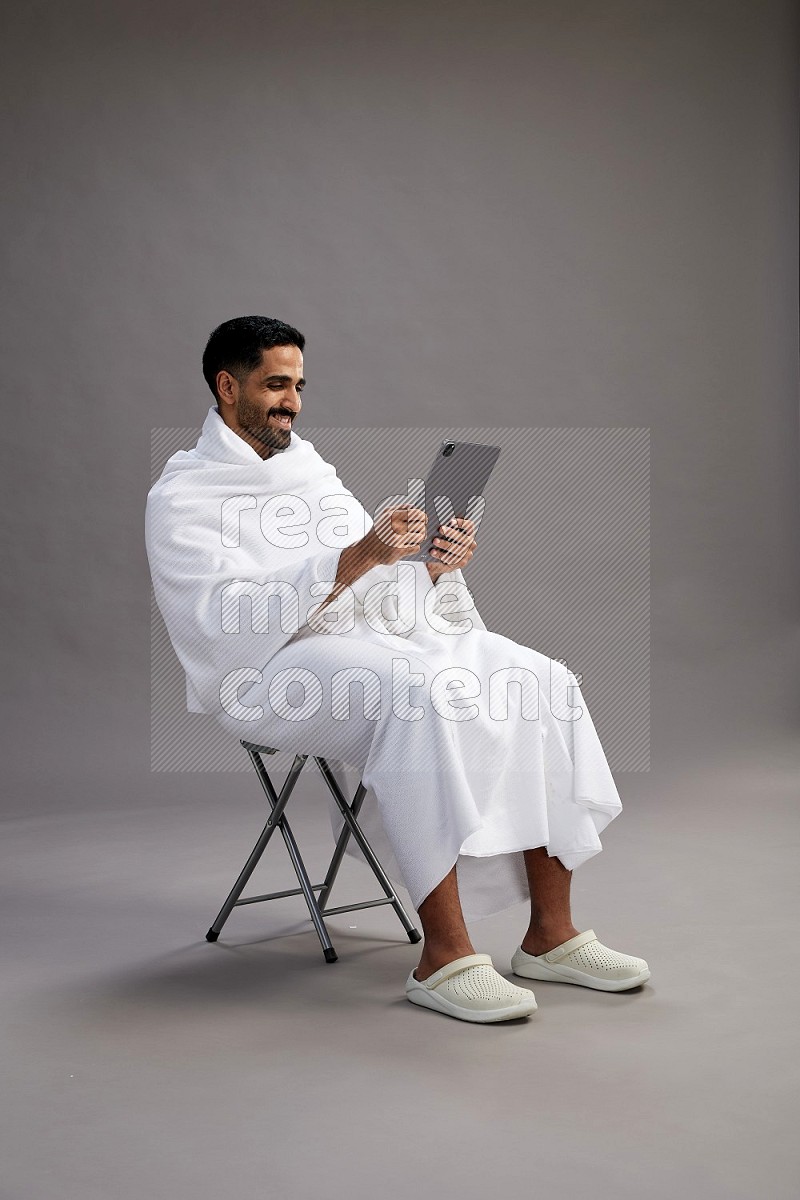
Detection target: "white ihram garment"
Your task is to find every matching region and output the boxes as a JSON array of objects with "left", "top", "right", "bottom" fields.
[{"left": 145, "top": 405, "right": 624, "bottom": 922}]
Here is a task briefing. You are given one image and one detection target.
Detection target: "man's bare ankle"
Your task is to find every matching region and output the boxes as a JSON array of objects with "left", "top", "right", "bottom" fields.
[
  {"left": 414, "top": 944, "right": 476, "bottom": 980},
  {"left": 521, "top": 923, "right": 580, "bottom": 955}
]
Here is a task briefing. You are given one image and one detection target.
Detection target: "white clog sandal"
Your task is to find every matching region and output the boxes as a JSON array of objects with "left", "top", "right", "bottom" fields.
[
  {"left": 511, "top": 930, "right": 650, "bottom": 992},
  {"left": 405, "top": 953, "right": 538, "bottom": 1023}
]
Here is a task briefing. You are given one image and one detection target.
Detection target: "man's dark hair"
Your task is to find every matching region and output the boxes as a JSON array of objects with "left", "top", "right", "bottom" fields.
[{"left": 202, "top": 315, "right": 306, "bottom": 401}]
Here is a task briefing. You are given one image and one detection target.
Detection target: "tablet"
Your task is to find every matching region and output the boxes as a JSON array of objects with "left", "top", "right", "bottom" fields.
[{"left": 404, "top": 439, "right": 502, "bottom": 564}]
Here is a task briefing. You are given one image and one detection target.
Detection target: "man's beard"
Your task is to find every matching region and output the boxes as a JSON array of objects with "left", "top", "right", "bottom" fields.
[{"left": 237, "top": 396, "right": 292, "bottom": 453}]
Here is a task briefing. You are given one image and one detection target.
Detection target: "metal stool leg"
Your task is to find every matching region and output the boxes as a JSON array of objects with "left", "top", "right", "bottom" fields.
[
  {"left": 314, "top": 757, "right": 422, "bottom": 944},
  {"left": 206, "top": 744, "right": 421, "bottom": 961},
  {"left": 271, "top": 810, "right": 338, "bottom": 963},
  {"left": 316, "top": 780, "right": 367, "bottom": 913},
  {"left": 206, "top": 751, "right": 337, "bottom": 961},
  {"left": 241, "top": 748, "right": 339, "bottom": 962}
]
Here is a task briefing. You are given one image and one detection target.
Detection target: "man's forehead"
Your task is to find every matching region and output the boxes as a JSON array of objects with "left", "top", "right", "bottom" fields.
[{"left": 258, "top": 345, "right": 303, "bottom": 374}]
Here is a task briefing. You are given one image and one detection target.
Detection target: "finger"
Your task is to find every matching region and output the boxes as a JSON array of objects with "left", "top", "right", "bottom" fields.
[
  {"left": 388, "top": 513, "right": 425, "bottom": 541},
  {"left": 397, "top": 508, "right": 427, "bottom": 529},
  {"left": 431, "top": 537, "right": 462, "bottom": 554},
  {"left": 436, "top": 529, "right": 470, "bottom": 549},
  {"left": 434, "top": 541, "right": 467, "bottom": 562},
  {"left": 437, "top": 523, "right": 470, "bottom": 539},
  {"left": 440, "top": 536, "right": 476, "bottom": 562},
  {"left": 437, "top": 530, "right": 468, "bottom": 550}
]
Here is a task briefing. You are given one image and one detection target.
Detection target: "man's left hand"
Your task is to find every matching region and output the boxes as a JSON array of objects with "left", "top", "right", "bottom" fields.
[{"left": 425, "top": 517, "right": 478, "bottom": 582}]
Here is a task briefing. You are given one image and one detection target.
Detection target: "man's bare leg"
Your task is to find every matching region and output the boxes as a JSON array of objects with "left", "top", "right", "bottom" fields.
[
  {"left": 413, "top": 847, "right": 581, "bottom": 980},
  {"left": 413, "top": 864, "right": 476, "bottom": 981},
  {"left": 519, "top": 846, "right": 580, "bottom": 955}
]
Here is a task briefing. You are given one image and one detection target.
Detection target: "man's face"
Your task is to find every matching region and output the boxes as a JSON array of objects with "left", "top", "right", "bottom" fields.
[{"left": 216, "top": 344, "right": 304, "bottom": 458}]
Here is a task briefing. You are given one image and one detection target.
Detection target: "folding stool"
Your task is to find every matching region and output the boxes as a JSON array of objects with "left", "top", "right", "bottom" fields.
[{"left": 205, "top": 739, "right": 422, "bottom": 962}]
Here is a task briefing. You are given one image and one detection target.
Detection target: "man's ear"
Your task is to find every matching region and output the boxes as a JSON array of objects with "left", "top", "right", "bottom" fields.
[{"left": 216, "top": 370, "right": 238, "bottom": 406}]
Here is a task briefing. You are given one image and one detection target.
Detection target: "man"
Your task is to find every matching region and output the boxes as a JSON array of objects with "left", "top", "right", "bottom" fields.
[{"left": 145, "top": 315, "right": 650, "bottom": 1024}]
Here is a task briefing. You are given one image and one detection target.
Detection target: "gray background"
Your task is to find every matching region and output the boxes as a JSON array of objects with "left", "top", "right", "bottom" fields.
[{"left": 2, "top": 2, "right": 798, "bottom": 1198}]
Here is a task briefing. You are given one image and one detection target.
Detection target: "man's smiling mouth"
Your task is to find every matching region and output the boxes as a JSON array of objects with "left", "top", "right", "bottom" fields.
[{"left": 270, "top": 412, "right": 292, "bottom": 428}]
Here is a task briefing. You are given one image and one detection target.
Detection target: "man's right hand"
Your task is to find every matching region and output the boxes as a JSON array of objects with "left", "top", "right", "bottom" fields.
[
  {"left": 362, "top": 504, "right": 430, "bottom": 566},
  {"left": 314, "top": 504, "right": 430, "bottom": 616}
]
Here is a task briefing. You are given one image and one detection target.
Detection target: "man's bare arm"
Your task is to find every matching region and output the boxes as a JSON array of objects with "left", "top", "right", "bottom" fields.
[
  {"left": 318, "top": 540, "right": 379, "bottom": 610},
  {"left": 315, "top": 504, "right": 430, "bottom": 614}
]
